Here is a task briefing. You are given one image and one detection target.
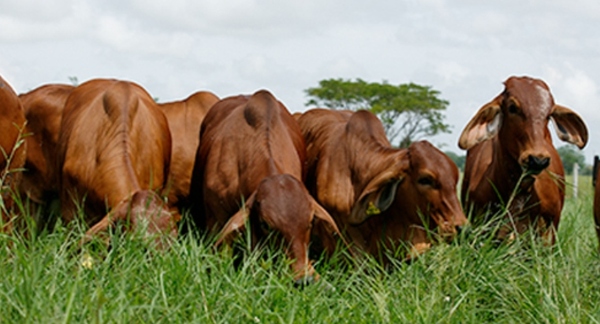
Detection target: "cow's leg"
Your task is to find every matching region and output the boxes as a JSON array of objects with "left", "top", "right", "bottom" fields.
[
  {"left": 405, "top": 227, "right": 431, "bottom": 261},
  {"left": 537, "top": 214, "right": 557, "bottom": 246}
]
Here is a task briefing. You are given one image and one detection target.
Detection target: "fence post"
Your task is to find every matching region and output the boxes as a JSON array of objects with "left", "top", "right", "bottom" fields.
[{"left": 573, "top": 162, "right": 579, "bottom": 199}]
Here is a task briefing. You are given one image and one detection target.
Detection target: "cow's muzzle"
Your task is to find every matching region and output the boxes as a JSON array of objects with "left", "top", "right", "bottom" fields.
[{"left": 522, "top": 155, "right": 550, "bottom": 175}]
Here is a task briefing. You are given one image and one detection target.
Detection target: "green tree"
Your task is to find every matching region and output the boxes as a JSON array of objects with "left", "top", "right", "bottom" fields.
[
  {"left": 305, "top": 78, "right": 451, "bottom": 147},
  {"left": 68, "top": 76, "right": 79, "bottom": 86},
  {"left": 556, "top": 144, "right": 586, "bottom": 175}
]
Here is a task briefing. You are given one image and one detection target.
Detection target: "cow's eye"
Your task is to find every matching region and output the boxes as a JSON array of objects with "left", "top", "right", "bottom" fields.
[
  {"left": 417, "top": 175, "right": 435, "bottom": 187},
  {"left": 508, "top": 103, "right": 519, "bottom": 114}
]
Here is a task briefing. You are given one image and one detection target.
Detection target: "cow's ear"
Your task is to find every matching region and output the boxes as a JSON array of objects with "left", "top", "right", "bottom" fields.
[
  {"left": 550, "top": 105, "right": 588, "bottom": 149},
  {"left": 215, "top": 193, "right": 256, "bottom": 247},
  {"left": 309, "top": 196, "right": 351, "bottom": 255},
  {"left": 311, "top": 197, "right": 340, "bottom": 236},
  {"left": 349, "top": 177, "right": 403, "bottom": 225},
  {"left": 458, "top": 99, "right": 502, "bottom": 150}
]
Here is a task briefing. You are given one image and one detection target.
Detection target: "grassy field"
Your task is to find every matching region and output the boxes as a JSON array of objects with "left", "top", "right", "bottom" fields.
[{"left": 0, "top": 176, "right": 598, "bottom": 323}]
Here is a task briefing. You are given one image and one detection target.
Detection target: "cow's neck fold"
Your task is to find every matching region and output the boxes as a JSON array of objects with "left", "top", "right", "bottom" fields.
[
  {"left": 349, "top": 141, "right": 403, "bottom": 195},
  {"left": 490, "top": 137, "right": 532, "bottom": 202}
]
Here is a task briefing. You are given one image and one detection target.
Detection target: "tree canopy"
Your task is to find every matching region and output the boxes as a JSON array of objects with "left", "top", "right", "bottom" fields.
[
  {"left": 556, "top": 144, "right": 587, "bottom": 175},
  {"left": 305, "top": 78, "right": 451, "bottom": 147},
  {"left": 444, "top": 151, "right": 466, "bottom": 171}
]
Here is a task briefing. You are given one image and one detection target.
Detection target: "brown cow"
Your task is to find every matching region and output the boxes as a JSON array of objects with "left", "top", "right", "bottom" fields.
[
  {"left": 0, "top": 75, "right": 27, "bottom": 232},
  {"left": 158, "top": 91, "right": 219, "bottom": 210},
  {"left": 458, "top": 76, "right": 588, "bottom": 244},
  {"left": 189, "top": 90, "right": 341, "bottom": 283},
  {"left": 594, "top": 160, "right": 600, "bottom": 250},
  {"left": 18, "top": 84, "right": 74, "bottom": 229},
  {"left": 58, "top": 79, "right": 178, "bottom": 247},
  {"left": 296, "top": 108, "right": 467, "bottom": 261}
]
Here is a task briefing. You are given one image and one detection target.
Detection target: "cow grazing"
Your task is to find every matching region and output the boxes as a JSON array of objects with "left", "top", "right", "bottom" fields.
[
  {"left": 158, "top": 91, "right": 219, "bottom": 210},
  {"left": 18, "top": 84, "right": 74, "bottom": 229},
  {"left": 0, "top": 75, "right": 27, "bottom": 232},
  {"left": 296, "top": 108, "right": 467, "bottom": 261},
  {"left": 458, "top": 76, "right": 588, "bottom": 244},
  {"left": 189, "top": 90, "right": 341, "bottom": 283},
  {"left": 58, "top": 79, "right": 178, "bottom": 247}
]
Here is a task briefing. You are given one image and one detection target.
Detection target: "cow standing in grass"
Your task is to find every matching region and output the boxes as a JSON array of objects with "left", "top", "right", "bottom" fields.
[
  {"left": 18, "top": 84, "right": 74, "bottom": 230},
  {"left": 458, "top": 76, "right": 588, "bottom": 244},
  {"left": 594, "top": 158, "right": 600, "bottom": 251},
  {"left": 58, "top": 79, "right": 178, "bottom": 248},
  {"left": 159, "top": 91, "right": 219, "bottom": 214},
  {"left": 0, "top": 75, "right": 27, "bottom": 233},
  {"left": 189, "top": 90, "right": 342, "bottom": 284}
]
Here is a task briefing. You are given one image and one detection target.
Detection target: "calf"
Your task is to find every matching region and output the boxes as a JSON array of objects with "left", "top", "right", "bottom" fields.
[{"left": 458, "top": 76, "right": 588, "bottom": 244}]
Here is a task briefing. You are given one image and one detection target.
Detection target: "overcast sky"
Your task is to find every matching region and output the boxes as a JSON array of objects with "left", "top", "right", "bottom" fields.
[{"left": 1, "top": 0, "right": 599, "bottom": 162}]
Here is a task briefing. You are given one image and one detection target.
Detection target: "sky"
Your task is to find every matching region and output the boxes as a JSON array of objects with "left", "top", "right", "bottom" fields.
[{"left": 1, "top": 0, "right": 599, "bottom": 163}]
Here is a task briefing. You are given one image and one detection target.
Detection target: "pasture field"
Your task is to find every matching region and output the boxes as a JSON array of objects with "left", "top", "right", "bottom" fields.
[{"left": 0, "top": 176, "right": 599, "bottom": 323}]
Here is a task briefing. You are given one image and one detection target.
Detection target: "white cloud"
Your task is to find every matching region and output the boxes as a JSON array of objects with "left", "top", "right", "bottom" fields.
[
  {"left": 563, "top": 70, "right": 598, "bottom": 111},
  {"left": 0, "top": 2, "right": 94, "bottom": 41},
  {"left": 435, "top": 62, "right": 470, "bottom": 84},
  {"left": 1, "top": 0, "right": 600, "bottom": 159}
]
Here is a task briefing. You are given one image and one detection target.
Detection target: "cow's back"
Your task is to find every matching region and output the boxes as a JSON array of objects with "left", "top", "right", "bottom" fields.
[
  {"left": 192, "top": 90, "right": 305, "bottom": 229},
  {"left": 297, "top": 109, "right": 395, "bottom": 216},
  {"left": 59, "top": 79, "right": 171, "bottom": 224},
  {"left": 296, "top": 109, "right": 351, "bottom": 200},
  {"left": 159, "top": 91, "right": 219, "bottom": 206}
]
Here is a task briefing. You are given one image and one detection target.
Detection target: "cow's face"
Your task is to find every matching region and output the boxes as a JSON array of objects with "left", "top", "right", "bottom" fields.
[
  {"left": 127, "top": 191, "right": 179, "bottom": 249},
  {"left": 459, "top": 76, "right": 588, "bottom": 174},
  {"left": 403, "top": 141, "right": 467, "bottom": 240},
  {"left": 499, "top": 78, "right": 556, "bottom": 173}
]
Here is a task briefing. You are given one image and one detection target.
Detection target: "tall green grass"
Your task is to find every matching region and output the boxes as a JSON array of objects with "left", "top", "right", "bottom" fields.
[{"left": 0, "top": 176, "right": 598, "bottom": 323}]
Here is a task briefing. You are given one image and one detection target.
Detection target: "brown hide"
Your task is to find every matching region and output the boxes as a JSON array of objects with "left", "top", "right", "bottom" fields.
[
  {"left": 0, "top": 75, "right": 27, "bottom": 232},
  {"left": 58, "top": 79, "right": 177, "bottom": 246},
  {"left": 189, "top": 90, "right": 341, "bottom": 282},
  {"left": 459, "top": 76, "right": 588, "bottom": 244},
  {"left": 595, "top": 162, "right": 600, "bottom": 250},
  {"left": 18, "top": 84, "right": 74, "bottom": 224},
  {"left": 159, "top": 91, "right": 219, "bottom": 208},
  {"left": 297, "top": 109, "right": 466, "bottom": 260}
]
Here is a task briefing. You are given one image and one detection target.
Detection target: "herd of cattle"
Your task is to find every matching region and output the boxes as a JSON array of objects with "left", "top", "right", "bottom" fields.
[{"left": 0, "top": 74, "right": 593, "bottom": 283}]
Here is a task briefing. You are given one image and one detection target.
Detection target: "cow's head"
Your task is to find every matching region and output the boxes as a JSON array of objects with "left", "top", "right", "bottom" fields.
[
  {"left": 397, "top": 141, "right": 467, "bottom": 248},
  {"left": 82, "top": 190, "right": 179, "bottom": 250},
  {"left": 458, "top": 76, "right": 588, "bottom": 174},
  {"left": 356, "top": 141, "right": 467, "bottom": 260}
]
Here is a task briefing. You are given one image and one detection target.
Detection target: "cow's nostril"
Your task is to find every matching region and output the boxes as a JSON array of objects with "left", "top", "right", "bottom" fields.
[{"left": 526, "top": 156, "right": 550, "bottom": 174}]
